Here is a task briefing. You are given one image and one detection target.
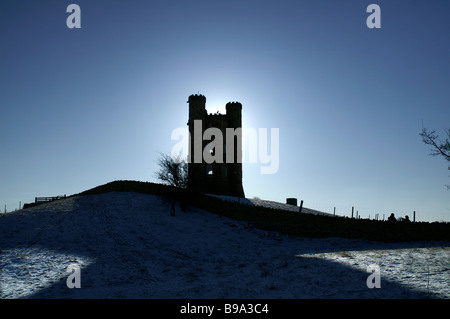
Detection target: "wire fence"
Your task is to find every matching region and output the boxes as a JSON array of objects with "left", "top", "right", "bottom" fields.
[{"left": 299, "top": 201, "right": 422, "bottom": 222}]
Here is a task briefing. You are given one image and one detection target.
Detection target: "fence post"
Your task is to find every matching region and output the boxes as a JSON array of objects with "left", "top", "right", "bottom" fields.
[
  {"left": 299, "top": 200, "right": 303, "bottom": 213},
  {"left": 333, "top": 207, "right": 336, "bottom": 217},
  {"left": 351, "top": 206, "right": 354, "bottom": 218},
  {"left": 413, "top": 211, "right": 416, "bottom": 222}
]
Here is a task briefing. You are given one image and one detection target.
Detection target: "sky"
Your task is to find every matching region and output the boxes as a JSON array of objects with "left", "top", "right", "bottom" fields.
[{"left": 1, "top": 0, "right": 449, "bottom": 222}]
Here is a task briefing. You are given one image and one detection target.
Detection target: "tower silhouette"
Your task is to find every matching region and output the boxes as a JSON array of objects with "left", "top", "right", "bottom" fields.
[{"left": 187, "top": 94, "right": 245, "bottom": 197}]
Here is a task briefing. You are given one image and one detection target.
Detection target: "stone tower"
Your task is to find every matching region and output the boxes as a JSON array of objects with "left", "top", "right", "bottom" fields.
[{"left": 187, "top": 94, "right": 245, "bottom": 197}]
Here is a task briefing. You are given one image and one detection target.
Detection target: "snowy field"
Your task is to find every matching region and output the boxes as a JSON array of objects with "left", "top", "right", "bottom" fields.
[
  {"left": 0, "top": 192, "right": 448, "bottom": 299},
  {"left": 207, "top": 194, "right": 331, "bottom": 216}
]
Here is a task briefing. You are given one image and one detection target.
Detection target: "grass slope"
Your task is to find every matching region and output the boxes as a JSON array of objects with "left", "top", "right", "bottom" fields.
[{"left": 74, "top": 180, "right": 450, "bottom": 243}]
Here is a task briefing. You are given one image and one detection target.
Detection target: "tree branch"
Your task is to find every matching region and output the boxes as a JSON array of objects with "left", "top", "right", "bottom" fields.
[{"left": 420, "top": 128, "right": 450, "bottom": 162}]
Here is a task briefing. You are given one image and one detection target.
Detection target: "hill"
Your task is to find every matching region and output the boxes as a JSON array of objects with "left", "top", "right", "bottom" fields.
[
  {"left": 1, "top": 180, "right": 448, "bottom": 299},
  {"left": 75, "top": 180, "right": 450, "bottom": 243}
]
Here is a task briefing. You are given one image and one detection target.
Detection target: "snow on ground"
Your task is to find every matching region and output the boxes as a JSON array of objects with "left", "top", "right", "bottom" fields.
[
  {"left": 207, "top": 194, "right": 331, "bottom": 216},
  {"left": 0, "top": 192, "right": 448, "bottom": 299}
]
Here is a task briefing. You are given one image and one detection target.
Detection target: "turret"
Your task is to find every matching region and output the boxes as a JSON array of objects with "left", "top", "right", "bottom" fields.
[
  {"left": 187, "top": 94, "right": 207, "bottom": 191},
  {"left": 188, "top": 94, "right": 206, "bottom": 125},
  {"left": 225, "top": 101, "right": 244, "bottom": 197},
  {"left": 225, "top": 102, "right": 242, "bottom": 129}
]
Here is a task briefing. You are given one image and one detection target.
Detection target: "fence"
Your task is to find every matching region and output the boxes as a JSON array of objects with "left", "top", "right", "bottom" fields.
[
  {"left": 35, "top": 195, "right": 66, "bottom": 203},
  {"left": 18, "top": 195, "right": 68, "bottom": 209},
  {"left": 292, "top": 199, "right": 418, "bottom": 222}
]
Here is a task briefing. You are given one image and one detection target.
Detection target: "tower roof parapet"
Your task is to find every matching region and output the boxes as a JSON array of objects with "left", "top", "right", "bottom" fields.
[
  {"left": 188, "top": 94, "right": 206, "bottom": 103},
  {"left": 226, "top": 101, "right": 242, "bottom": 109}
]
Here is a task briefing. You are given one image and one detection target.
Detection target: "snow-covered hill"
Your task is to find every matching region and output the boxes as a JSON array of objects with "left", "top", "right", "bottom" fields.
[
  {"left": 207, "top": 194, "right": 331, "bottom": 216},
  {"left": 0, "top": 192, "right": 448, "bottom": 298}
]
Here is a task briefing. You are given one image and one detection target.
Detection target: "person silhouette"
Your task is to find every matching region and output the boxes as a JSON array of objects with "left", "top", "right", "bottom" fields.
[
  {"left": 403, "top": 215, "right": 411, "bottom": 222},
  {"left": 170, "top": 199, "right": 176, "bottom": 216},
  {"left": 387, "top": 213, "right": 397, "bottom": 222}
]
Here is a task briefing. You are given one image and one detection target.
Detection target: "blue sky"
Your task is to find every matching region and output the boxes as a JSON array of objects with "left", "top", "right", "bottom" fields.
[{"left": 1, "top": 0, "right": 449, "bottom": 221}]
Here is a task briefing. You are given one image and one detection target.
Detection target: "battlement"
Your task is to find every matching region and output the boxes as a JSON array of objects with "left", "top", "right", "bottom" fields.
[
  {"left": 188, "top": 94, "right": 206, "bottom": 103},
  {"left": 226, "top": 101, "right": 242, "bottom": 109},
  {"left": 208, "top": 112, "right": 227, "bottom": 117}
]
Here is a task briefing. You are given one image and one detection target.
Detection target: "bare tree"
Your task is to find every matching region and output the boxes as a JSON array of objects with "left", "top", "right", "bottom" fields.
[
  {"left": 420, "top": 128, "right": 450, "bottom": 163},
  {"left": 420, "top": 127, "right": 450, "bottom": 189},
  {"left": 155, "top": 153, "right": 188, "bottom": 188}
]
